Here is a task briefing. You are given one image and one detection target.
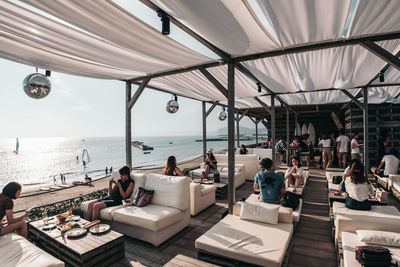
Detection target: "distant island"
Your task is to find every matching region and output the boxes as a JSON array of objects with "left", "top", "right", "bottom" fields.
[{"left": 214, "top": 125, "right": 267, "bottom": 136}]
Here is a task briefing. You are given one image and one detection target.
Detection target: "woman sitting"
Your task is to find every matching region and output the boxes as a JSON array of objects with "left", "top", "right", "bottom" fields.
[
  {"left": 343, "top": 161, "right": 374, "bottom": 210},
  {"left": 239, "top": 144, "right": 248, "bottom": 155},
  {"left": 284, "top": 156, "right": 304, "bottom": 191},
  {"left": 163, "top": 156, "right": 184, "bottom": 176},
  {"left": 86, "top": 166, "right": 134, "bottom": 221},
  {"left": 0, "top": 182, "right": 28, "bottom": 238},
  {"left": 202, "top": 150, "right": 218, "bottom": 182}
]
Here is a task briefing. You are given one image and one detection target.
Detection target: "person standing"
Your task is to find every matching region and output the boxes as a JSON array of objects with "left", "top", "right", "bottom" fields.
[
  {"left": 319, "top": 134, "right": 332, "bottom": 169},
  {"left": 109, "top": 166, "right": 113, "bottom": 173},
  {"left": 105, "top": 167, "right": 108, "bottom": 176},
  {"left": 254, "top": 158, "right": 285, "bottom": 204},
  {"left": 336, "top": 129, "right": 350, "bottom": 168},
  {"left": 377, "top": 131, "right": 389, "bottom": 163},
  {"left": 351, "top": 132, "right": 363, "bottom": 160}
]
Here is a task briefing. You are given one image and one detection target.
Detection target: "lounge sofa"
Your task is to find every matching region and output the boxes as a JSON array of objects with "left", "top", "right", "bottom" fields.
[
  {"left": 81, "top": 173, "right": 190, "bottom": 246},
  {"left": 332, "top": 201, "right": 400, "bottom": 242},
  {"left": 389, "top": 174, "right": 400, "bottom": 201},
  {"left": 190, "top": 183, "right": 216, "bottom": 216},
  {"left": 196, "top": 201, "right": 294, "bottom": 267},
  {"left": 192, "top": 163, "right": 246, "bottom": 189},
  {"left": 215, "top": 154, "right": 260, "bottom": 180},
  {"left": 0, "top": 233, "right": 64, "bottom": 267}
]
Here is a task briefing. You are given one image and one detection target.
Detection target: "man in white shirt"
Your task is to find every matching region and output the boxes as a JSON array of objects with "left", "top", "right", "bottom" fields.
[
  {"left": 351, "top": 132, "right": 362, "bottom": 160},
  {"left": 336, "top": 129, "right": 350, "bottom": 168},
  {"left": 374, "top": 149, "right": 400, "bottom": 176}
]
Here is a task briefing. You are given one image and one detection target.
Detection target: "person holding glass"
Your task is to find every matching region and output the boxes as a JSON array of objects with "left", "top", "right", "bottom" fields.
[{"left": 0, "top": 182, "right": 28, "bottom": 238}]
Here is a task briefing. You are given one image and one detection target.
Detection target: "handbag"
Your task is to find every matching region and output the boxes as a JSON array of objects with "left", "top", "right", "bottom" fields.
[
  {"left": 132, "top": 187, "right": 154, "bottom": 207},
  {"left": 355, "top": 246, "right": 393, "bottom": 267},
  {"left": 332, "top": 176, "right": 343, "bottom": 184},
  {"left": 213, "top": 172, "right": 221, "bottom": 183},
  {"left": 280, "top": 192, "right": 300, "bottom": 210}
]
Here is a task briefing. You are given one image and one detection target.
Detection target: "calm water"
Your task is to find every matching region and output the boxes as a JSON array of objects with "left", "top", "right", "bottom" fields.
[{"left": 0, "top": 136, "right": 257, "bottom": 187}]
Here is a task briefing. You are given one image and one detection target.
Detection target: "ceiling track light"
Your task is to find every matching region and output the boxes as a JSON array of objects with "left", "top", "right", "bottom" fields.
[
  {"left": 158, "top": 10, "right": 170, "bottom": 35},
  {"left": 45, "top": 70, "right": 51, "bottom": 77},
  {"left": 379, "top": 71, "right": 385, "bottom": 83},
  {"left": 257, "top": 82, "right": 262, "bottom": 93}
]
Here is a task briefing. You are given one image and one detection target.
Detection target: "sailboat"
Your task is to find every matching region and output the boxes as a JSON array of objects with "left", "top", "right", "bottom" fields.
[
  {"left": 82, "top": 149, "right": 90, "bottom": 167},
  {"left": 13, "top": 138, "right": 19, "bottom": 154}
]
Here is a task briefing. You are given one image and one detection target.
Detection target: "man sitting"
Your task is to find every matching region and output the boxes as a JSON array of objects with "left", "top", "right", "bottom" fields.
[
  {"left": 374, "top": 148, "right": 400, "bottom": 177},
  {"left": 254, "top": 158, "right": 285, "bottom": 204}
]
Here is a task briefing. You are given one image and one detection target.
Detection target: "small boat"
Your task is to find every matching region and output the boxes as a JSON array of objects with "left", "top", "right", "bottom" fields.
[
  {"left": 132, "top": 141, "right": 154, "bottom": 151},
  {"left": 143, "top": 151, "right": 151, "bottom": 154},
  {"left": 169, "top": 142, "right": 173, "bottom": 144}
]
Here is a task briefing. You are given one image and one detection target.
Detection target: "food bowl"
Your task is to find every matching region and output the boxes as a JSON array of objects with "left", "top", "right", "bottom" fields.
[{"left": 56, "top": 213, "right": 68, "bottom": 224}]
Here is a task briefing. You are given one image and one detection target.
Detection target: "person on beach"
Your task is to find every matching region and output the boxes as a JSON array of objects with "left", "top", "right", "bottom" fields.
[
  {"left": 0, "top": 182, "right": 28, "bottom": 238},
  {"left": 105, "top": 166, "right": 108, "bottom": 176},
  {"left": 336, "top": 129, "right": 350, "bottom": 168},
  {"left": 254, "top": 158, "right": 285, "bottom": 204},
  {"left": 201, "top": 150, "right": 218, "bottom": 182},
  {"left": 351, "top": 132, "right": 363, "bottom": 160},
  {"left": 239, "top": 144, "right": 248, "bottom": 155},
  {"left": 163, "top": 156, "right": 184, "bottom": 176},
  {"left": 342, "top": 161, "right": 374, "bottom": 210},
  {"left": 110, "top": 166, "right": 113, "bottom": 173},
  {"left": 86, "top": 166, "right": 134, "bottom": 221},
  {"left": 60, "top": 173, "right": 66, "bottom": 184},
  {"left": 285, "top": 156, "right": 304, "bottom": 191},
  {"left": 53, "top": 175, "right": 57, "bottom": 185}
]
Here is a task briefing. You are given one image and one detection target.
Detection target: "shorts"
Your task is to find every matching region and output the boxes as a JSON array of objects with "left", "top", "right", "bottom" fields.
[
  {"left": 99, "top": 196, "right": 121, "bottom": 208},
  {"left": 351, "top": 153, "right": 361, "bottom": 160}
]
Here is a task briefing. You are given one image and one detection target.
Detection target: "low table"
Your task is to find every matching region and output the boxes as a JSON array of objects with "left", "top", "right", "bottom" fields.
[
  {"left": 214, "top": 183, "right": 228, "bottom": 199},
  {"left": 28, "top": 216, "right": 124, "bottom": 267}
]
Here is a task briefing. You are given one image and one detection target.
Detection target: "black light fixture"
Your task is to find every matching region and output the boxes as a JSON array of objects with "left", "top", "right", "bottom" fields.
[
  {"left": 158, "top": 10, "right": 170, "bottom": 35},
  {"left": 45, "top": 70, "right": 51, "bottom": 77},
  {"left": 379, "top": 71, "right": 385, "bottom": 83},
  {"left": 257, "top": 82, "right": 262, "bottom": 93}
]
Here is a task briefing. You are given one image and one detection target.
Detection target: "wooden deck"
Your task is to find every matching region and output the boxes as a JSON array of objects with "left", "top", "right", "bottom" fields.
[{"left": 107, "top": 169, "right": 400, "bottom": 267}]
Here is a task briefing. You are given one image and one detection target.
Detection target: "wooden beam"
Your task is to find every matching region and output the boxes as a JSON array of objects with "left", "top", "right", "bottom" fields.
[
  {"left": 254, "top": 97, "right": 271, "bottom": 114},
  {"left": 360, "top": 41, "right": 400, "bottom": 72},
  {"left": 128, "top": 78, "right": 150, "bottom": 110},
  {"left": 199, "top": 68, "right": 228, "bottom": 99},
  {"left": 341, "top": 89, "right": 364, "bottom": 110},
  {"left": 238, "top": 109, "right": 249, "bottom": 121},
  {"left": 205, "top": 102, "right": 219, "bottom": 118}
]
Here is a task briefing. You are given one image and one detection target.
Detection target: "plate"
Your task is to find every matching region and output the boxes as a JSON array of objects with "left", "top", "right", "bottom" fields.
[
  {"left": 70, "top": 216, "right": 81, "bottom": 222},
  {"left": 66, "top": 228, "right": 87, "bottom": 238},
  {"left": 89, "top": 224, "right": 110, "bottom": 234},
  {"left": 42, "top": 223, "right": 56, "bottom": 231}
]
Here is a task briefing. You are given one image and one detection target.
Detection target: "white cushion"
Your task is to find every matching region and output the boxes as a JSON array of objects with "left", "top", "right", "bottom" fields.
[
  {"left": 144, "top": 173, "right": 190, "bottom": 211},
  {"left": 245, "top": 194, "right": 293, "bottom": 223},
  {"left": 332, "top": 201, "right": 400, "bottom": 222},
  {"left": 200, "top": 184, "right": 216, "bottom": 196},
  {"left": 130, "top": 172, "right": 147, "bottom": 199},
  {"left": 99, "top": 205, "right": 123, "bottom": 221},
  {"left": 220, "top": 167, "right": 242, "bottom": 173},
  {"left": 357, "top": 230, "right": 400, "bottom": 247},
  {"left": 112, "top": 204, "right": 185, "bottom": 232},
  {"left": 0, "top": 233, "right": 64, "bottom": 267},
  {"left": 195, "top": 214, "right": 293, "bottom": 267},
  {"left": 240, "top": 201, "right": 279, "bottom": 225}
]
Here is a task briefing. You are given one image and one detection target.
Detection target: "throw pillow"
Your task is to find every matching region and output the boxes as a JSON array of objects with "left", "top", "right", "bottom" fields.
[
  {"left": 240, "top": 201, "right": 279, "bottom": 225},
  {"left": 132, "top": 187, "right": 154, "bottom": 207},
  {"left": 357, "top": 230, "right": 400, "bottom": 248}
]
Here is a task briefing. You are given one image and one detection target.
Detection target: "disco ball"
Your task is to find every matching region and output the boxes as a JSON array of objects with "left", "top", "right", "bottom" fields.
[
  {"left": 166, "top": 99, "right": 179, "bottom": 113},
  {"left": 218, "top": 110, "right": 227, "bottom": 121},
  {"left": 23, "top": 73, "right": 51, "bottom": 99}
]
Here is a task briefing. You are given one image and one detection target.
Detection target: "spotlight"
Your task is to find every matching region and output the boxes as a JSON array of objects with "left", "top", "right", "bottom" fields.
[
  {"left": 166, "top": 94, "right": 179, "bottom": 113},
  {"left": 257, "top": 82, "right": 262, "bottom": 93},
  {"left": 218, "top": 107, "right": 227, "bottom": 121},
  {"left": 379, "top": 71, "right": 385, "bottom": 83},
  {"left": 45, "top": 70, "right": 51, "bottom": 77},
  {"left": 158, "top": 10, "right": 170, "bottom": 35}
]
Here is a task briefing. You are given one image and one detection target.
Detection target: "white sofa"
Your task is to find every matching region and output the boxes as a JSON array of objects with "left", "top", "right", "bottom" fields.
[
  {"left": 190, "top": 183, "right": 216, "bottom": 216},
  {"left": 247, "top": 148, "right": 272, "bottom": 160},
  {"left": 0, "top": 233, "right": 64, "bottom": 267},
  {"left": 332, "top": 201, "right": 400, "bottom": 242},
  {"left": 389, "top": 175, "right": 400, "bottom": 200},
  {"left": 196, "top": 202, "right": 293, "bottom": 267},
  {"left": 215, "top": 154, "right": 260, "bottom": 180},
  {"left": 193, "top": 163, "right": 246, "bottom": 189},
  {"left": 81, "top": 173, "right": 190, "bottom": 246}
]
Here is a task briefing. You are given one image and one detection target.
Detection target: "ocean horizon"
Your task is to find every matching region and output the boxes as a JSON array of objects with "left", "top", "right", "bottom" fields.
[{"left": 0, "top": 136, "right": 260, "bottom": 187}]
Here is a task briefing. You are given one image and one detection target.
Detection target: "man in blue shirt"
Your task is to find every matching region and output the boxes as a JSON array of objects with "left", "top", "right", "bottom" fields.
[{"left": 254, "top": 158, "right": 285, "bottom": 203}]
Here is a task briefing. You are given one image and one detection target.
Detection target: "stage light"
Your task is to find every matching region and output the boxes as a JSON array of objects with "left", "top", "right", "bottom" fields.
[
  {"left": 379, "top": 71, "right": 385, "bottom": 83},
  {"left": 158, "top": 10, "right": 170, "bottom": 35}
]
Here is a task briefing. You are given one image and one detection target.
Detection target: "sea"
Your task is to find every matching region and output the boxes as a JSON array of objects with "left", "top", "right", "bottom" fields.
[{"left": 0, "top": 136, "right": 258, "bottom": 188}]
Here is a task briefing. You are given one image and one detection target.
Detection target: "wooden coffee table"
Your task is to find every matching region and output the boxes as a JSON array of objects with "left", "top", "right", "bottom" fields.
[{"left": 28, "top": 216, "right": 124, "bottom": 267}]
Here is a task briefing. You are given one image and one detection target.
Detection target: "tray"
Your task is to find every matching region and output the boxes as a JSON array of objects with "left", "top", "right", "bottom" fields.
[
  {"left": 89, "top": 224, "right": 110, "bottom": 234},
  {"left": 66, "top": 228, "right": 87, "bottom": 238}
]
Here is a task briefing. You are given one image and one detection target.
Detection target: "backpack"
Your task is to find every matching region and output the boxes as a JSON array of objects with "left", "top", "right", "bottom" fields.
[
  {"left": 332, "top": 176, "right": 343, "bottom": 184},
  {"left": 355, "top": 246, "right": 394, "bottom": 267},
  {"left": 280, "top": 192, "right": 300, "bottom": 210}
]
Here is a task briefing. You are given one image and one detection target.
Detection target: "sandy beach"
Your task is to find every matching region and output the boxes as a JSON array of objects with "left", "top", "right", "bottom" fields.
[{"left": 14, "top": 156, "right": 204, "bottom": 215}]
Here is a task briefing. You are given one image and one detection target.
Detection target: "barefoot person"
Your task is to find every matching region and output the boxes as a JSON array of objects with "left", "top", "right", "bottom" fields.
[
  {"left": 163, "top": 156, "right": 184, "bottom": 176},
  {"left": 201, "top": 150, "right": 217, "bottom": 182},
  {"left": 0, "top": 182, "right": 28, "bottom": 238},
  {"left": 285, "top": 156, "right": 304, "bottom": 191},
  {"left": 86, "top": 166, "right": 134, "bottom": 221}
]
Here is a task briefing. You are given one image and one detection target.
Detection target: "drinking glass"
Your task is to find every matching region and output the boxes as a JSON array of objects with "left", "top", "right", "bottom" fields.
[{"left": 42, "top": 212, "right": 48, "bottom": 225}]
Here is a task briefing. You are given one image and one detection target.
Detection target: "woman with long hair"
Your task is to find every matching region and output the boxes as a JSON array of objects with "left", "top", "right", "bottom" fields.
[
  {"left": 202, "top": 150, "right": 218, "bottom": 182},
  {"left": 284, "top": 156, "right": 304, "bottom": 191},
  {"left": 343, "top": 160, "right": 374, "bottom": 210},
  {"left": 0, "top": 182, "right": 28, "bottom": 237},
  {"left": 163, "top": 156, "right": 184, "bottom": 176}
]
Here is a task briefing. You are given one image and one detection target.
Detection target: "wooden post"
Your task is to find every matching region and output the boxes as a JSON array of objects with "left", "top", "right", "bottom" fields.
[
  {"left": 363, "top": 87, "right": 369, "bottom": 177},
  {"left": 255, "top": 119, "right": 259, "bottom": 146},
  {"left": 125, "top": 82, "right": 132, "bottom": 168},
  {"left": 202, "top": 101, "right": 207, "bottom": 161},
  {"left": 286, "top": 107, "right": 290, "bottom": 166},
  {"left": 271, "top": 95, "right": 276, "bottom": 166},
  {"left": 227, "top": 62, "right": 235, "bottom": 214},
  {"left": 236, "top": 112, "right": 240, "bottom": 148}
]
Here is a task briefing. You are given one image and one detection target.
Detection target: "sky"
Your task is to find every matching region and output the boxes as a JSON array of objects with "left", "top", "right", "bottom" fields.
[{"left": 0, "top": 0, "right": 266, "bottom": 138}]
